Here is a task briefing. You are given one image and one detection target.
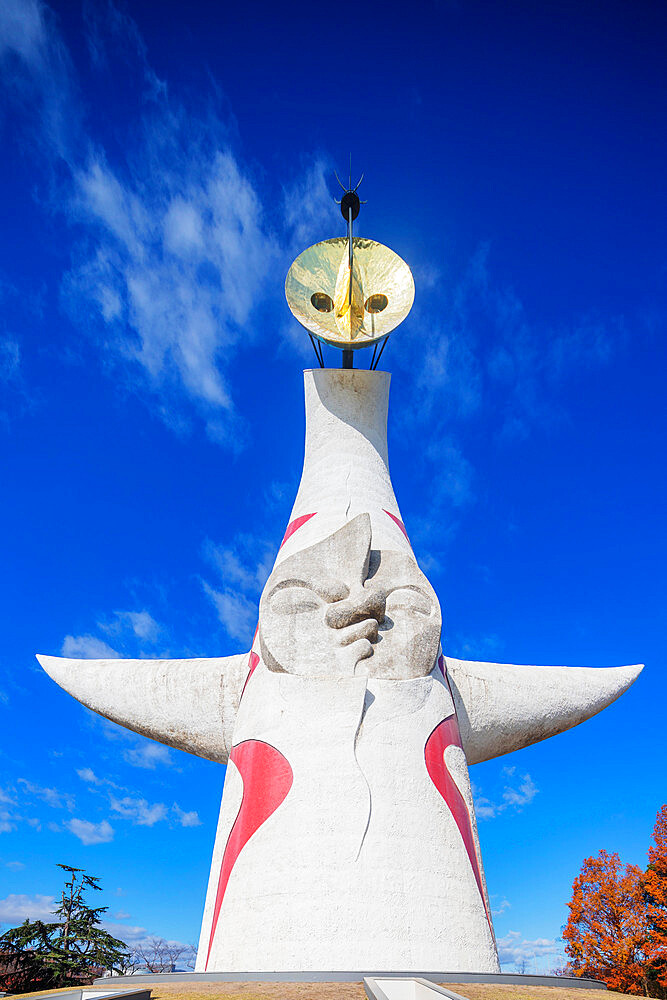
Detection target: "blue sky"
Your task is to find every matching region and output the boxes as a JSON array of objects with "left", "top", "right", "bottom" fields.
[{"left": 0, "top": 0, "right": 665, "bottom": 974}]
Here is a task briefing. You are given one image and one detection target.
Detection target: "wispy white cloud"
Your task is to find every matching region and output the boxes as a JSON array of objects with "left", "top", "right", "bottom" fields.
[
  {"left": 84, "top": 728, "right": 176, "bottom": 810},
  {"left": 0, "top": 892, "right": 55, "bottom": 924},
  {"left": 61, "top": 634, "right": 119, "bottom": 658},
  {"left": 77, "top": 767, "right": 102, "bottom": 785},
  {"left": 264, "top": 479, "right": 297, "bottom": 508},
  {"left": 0, "top": 336, "right": 20, "bottom": 383},
  {"left": 172, "top": 802, "right": 201, "bottom": 828},
  {"left": 473, "top": 794, "right": 498, "bottom": 821},
  {"left": 423, "top": 434, "right": 474, "bottom": 508},
  {"left": 501, "top": 769, "right": 539, "bottom": 808},
  {"left": 101, "top": 921, "right": 196, "bottom": 963},
  {"left": 201, "top": 533, "right": 276, "bottom": 643},
  {"left": 76, "top": 767, "right": 122, "bottom": 791},
  {"left": 110, "top": 795, "right": 167, "bottom": 827},
  {"left": 64, "top": 140, "right": 278, "bottom": 443},
  {"left": 201, "top": 583, "right": 256, "bottom": 644},
  {"left": 122, "top": 741, "right": 172, "bottom": 770},
  {"left": 101, "top": 610, "right": 162, "bottom": 644},
  {"left": 0, "top": 0, "right": 46, "bottom": 65},
  {"left": 1, "top": 0, "right": 633, "bottom": 593},
  {"left": 17, "top": 778, "right": 74, "bottom": 811},
  {"left": 60, "top": 607, "right": 165, "bottom": 666},
  {"left": 103, "top": 920, "right": 148, "bottom": 944},
  {"left": 398, "top": 242, "right": 624, "bottom": 555},
  {"left": 487, "top": 305, "right": 622, "bottom": 442},
  {"left": 92, "top": 714, "right": 174, "bottom": 774},
  {"left": 0, "top": 0, "right": 80, "bottom": 160},
  {"left": 431, "top": 243, "right": 619, "bottom": 443},
  {"left": 5, "top": 860, "right": 25, "bottom": 871},
  {"left": 473, "top": 768, "right": 539, "bottom": 820},
  {"left": 82, "top": 0, "right": 163, "bottom": 100},
  {"left": 1, "top": 782, "right": 80, "bottom": 833},
  {"left": 491, "top": 896, "right": 511, "bottom": 917},
  {"left": 66, "top": 817, "right": 114, "bottom": 845},
  {"left": 77, "top": 768, "right": 199, "bottom": 830},
  {"left": 497, "top": 929, "right": 561, "bottom": 971},
  {"left": 0, "top": 787, "right": 16, "bottom": 833},
  {"left": 0, "top": 325, "right": 33, "bottom": 427},
  {"left": 282, "top": 157, "right": 339, "bottom": 253},
  {"left": 0, "top": 0, "right": 350, "bottom": 448},
  {"left": 203, "top": 535, "right": 275, "bottom": 594}
]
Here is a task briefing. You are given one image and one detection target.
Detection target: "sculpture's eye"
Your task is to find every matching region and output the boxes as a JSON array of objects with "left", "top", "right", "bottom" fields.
[
  {"left": 385, "top": 588, "right": 431, "bottom": 617},
  {"left": 271, "top": 586, "right": 321, "bottom": 615},
  {"left": 311, "top": 292, "right": 334, "bottom": 313},
  {"left": 365, "top": 293, "right": 388, "bottom": 314}
]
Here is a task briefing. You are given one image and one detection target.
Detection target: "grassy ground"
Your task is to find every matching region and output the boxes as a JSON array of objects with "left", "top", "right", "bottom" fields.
[
  {"left": 142, "top": 984, "right": 627, "bottom": 1000},
  {"left": 5, "top": 982, "right": 631, "bottom": 1000}
]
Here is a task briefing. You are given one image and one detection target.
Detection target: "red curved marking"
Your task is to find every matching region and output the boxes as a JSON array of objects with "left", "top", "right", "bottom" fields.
[
  {"left": 240, "top": 626, "right": 260, "bottom": 699},
  {"left": 425, "top": 711, "right": 492, "bottom": 931},
  {"left": 240, "top": 650, "right": 260, "bottom": 699},
  {"left": 280, "top": 512, "right": 316, "bottom": 548},
  {"left": 205, "top": 740, "right": 293, "bottom": 969},
  {"left": 383, "top": 508, "right": 410, "bottom": 543}
]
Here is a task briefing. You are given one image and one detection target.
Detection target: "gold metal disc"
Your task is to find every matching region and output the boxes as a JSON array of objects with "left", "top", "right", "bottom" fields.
[{"left": 285, "top": 237, "right": 415, "bottom": 349}]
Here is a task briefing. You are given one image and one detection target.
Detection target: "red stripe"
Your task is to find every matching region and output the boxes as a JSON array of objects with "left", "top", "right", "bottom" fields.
[
  {"left": 240, "top": 626, "right": 260, "bottom": 699},
  {"left": 240, "top": 650, "right": 259, "bottom": 699},
  {"left": 383, "top": 509, "right": 410, "bottom": 543},
  {"left": 205, "top": 740, "right": 293, "bottom": 969},
  {"left": 280, "top": 512, "right": 316, "bottom": 548},
  {"left": 424, "top": 687, "right": 492, "bottom": 931}
]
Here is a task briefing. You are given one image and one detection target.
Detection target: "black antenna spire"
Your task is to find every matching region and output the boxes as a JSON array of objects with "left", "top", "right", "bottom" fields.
[
  {"left": 333, "top": 159, "right": 366, "bottom": 221},
  {"left": 333, "top": 161, "right": 367, "bottom": 370}
]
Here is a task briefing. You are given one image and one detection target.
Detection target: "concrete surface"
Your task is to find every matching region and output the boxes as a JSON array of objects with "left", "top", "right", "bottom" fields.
[{"left": 38, "top": 369, "right": 642, "bottom": 975}]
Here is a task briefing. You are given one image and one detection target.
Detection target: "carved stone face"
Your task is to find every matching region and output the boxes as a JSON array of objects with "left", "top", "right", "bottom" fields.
[{"left": 259, "top": 513, "right": 442, "bottom": 679}]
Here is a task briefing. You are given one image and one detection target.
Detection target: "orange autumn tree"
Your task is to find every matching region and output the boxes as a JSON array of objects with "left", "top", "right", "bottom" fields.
[
  {"left": 563, "top": 849, "right": 650, "bottom": 994},
  {"left": 645, "top": 805, "right": 667, "bottom": 992}
]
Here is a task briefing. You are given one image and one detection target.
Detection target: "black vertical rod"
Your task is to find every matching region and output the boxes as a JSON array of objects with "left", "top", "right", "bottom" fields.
[
  {"left": 344, "top": 203, "right": 353, "bottom": 369},
  {"left": 348, "top": 204, "right": 353, "bottom": 306},
  {"left": 372, "top": 336, "right": 390, "bottom": 370}
]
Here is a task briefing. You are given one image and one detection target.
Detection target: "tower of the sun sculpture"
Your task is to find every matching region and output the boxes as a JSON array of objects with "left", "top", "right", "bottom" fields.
[{"left": 39, "top": 177, "right": 642, "bottom": 974}]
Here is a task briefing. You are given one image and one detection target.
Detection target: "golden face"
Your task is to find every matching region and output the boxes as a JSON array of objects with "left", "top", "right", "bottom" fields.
[{"left": 285, "top": 237, "right": 415, "bottom": 349}]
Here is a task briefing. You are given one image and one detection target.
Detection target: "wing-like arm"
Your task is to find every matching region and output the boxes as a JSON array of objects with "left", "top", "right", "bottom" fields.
[
  {"left": 445, "top": 656, "right": 643, "bottom": 765},
  {"left": 37, "top": 653, "right": 249, "bottom": 764}
]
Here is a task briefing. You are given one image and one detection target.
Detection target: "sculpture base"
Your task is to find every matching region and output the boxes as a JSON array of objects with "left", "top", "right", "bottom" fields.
[{"left": 94, "top": 972, "right": 605, "bottom": 990}]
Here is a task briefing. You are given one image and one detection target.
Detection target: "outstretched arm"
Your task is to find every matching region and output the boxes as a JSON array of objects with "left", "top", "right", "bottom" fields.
[
  {"left": 445, "top": 656, "right": 643, "bottom": 765},
  {"left": 37, "top": 652, "right": 249, "bottom": 764}
]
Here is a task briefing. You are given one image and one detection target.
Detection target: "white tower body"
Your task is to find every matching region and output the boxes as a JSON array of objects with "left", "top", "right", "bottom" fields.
[
  {"left": 197, "top": 368, "right": 497, "bottom": 972},
  {"left": 38, "top": 369, "right": 642, "bottom": 975}
]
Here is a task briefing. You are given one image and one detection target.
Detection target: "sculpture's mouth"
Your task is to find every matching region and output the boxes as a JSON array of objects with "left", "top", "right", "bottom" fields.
[{"left": 336, "top": 616, "right": 381, "bottom": 649}]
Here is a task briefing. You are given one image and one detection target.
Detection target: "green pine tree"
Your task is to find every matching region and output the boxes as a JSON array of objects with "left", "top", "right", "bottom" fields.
[{"left": 0, "top": 864, "right": 129, "bottom": 994}]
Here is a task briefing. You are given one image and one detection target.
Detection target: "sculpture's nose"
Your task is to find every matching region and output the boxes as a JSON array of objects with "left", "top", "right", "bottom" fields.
[{"left": 325, "top": 585, "right": 386, "bottom": 630}]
